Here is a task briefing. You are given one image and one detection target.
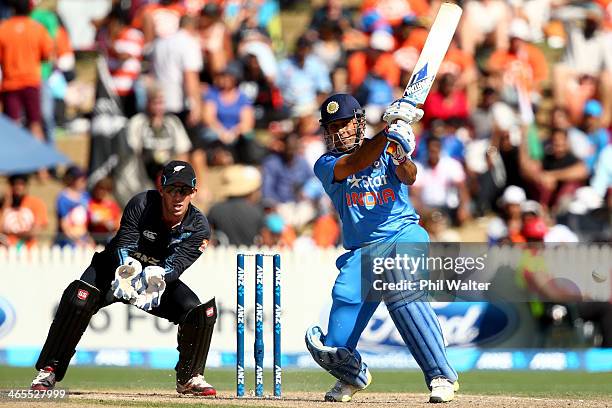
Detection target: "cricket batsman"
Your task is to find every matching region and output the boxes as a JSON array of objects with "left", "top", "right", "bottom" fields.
[
  {"left": 305, "top": 94, "right": 458, "bottom": 403},
  {"left": 30, "top": 161, "right": 218, "bottom": 396}
]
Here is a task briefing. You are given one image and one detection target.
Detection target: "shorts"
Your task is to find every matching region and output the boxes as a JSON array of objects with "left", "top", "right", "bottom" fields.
[{"left": 2, "top": 86, "right": 42, "bottom": 125}]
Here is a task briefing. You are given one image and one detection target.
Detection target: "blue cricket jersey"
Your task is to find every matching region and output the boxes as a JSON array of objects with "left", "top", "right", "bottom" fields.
[{"left": 314, "top": 148, "right": 419, "bottom": 249}]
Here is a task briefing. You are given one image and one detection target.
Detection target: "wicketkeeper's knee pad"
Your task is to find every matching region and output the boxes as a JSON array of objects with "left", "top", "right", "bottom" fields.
[
  {"left": 176, "top": 298, "right": 217, "bottom": 384},
  {"left": 36, "top": 280, "right": 101, "bottom": 381},
  {"left": 305, "top": 325, "right": 369, "bottom": 388}
]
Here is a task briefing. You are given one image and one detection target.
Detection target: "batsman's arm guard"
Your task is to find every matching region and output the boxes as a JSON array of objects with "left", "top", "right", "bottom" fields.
[
  {"left": 175, "top": 298, "right": 217, "bottom": 384},
  {"left": 36, "top": 280, "right": 101, "bottom": 381},
  {"left": 305, "top": 325, "right": 370, "bottom": 389}
]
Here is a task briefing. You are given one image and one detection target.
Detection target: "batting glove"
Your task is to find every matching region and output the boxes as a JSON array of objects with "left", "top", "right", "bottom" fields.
[
  {"left": 385, "top": 121, "right": 416, "bottom": 164},
  {"left": 134, "top": 266, "right": 167, "bottom": 311},
  {"left": 112, "top": 257, "right": 143, "bottom": 302},
  {"left": 382, "top": 98, "right": 424, "bottom": 125}
]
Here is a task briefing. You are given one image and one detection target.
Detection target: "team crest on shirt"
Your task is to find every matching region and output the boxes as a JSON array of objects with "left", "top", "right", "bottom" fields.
[{"left": 326, "top": 101, "right": 339, "bottom": 114}]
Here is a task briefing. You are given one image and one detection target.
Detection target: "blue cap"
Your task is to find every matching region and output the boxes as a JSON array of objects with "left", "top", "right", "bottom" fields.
[
  {"left": 319, "top": 94, "right": 363, "bottom": 125},
  {"left": 265, "top": 214, "right": 285, "bottom": 234},
  {"left": 584, "top": 99, "right": 602, "bottom": 117}
]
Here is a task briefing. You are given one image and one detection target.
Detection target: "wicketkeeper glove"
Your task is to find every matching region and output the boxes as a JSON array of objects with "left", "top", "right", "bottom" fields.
[
  {"left": 133, "top": 266, "right": 167, "bottom": 311},
  {"left": 382, "top": 98, "right": 424, "bottom": 125},
  {"left": 112, "top": 257, "right": 143, "bottom": 302},
  {"left": 385, "top": 120, "right": 416, "bottom": 165}
]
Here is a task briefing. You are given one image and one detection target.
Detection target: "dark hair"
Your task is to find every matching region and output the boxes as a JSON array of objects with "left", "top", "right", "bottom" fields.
[
  {"left": 8, "top": 173, "right": 29, "bottom": 185},
  {"left": 108, "top": 4, "right": 131, "bottom": 26},
  {"left": 11, "top": 0, "right": 31, "bottom": 16}
]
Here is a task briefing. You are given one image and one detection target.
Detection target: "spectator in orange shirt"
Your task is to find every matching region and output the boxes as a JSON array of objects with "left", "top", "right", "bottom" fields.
[
  {"left": 347, "top": 30, "right": 400, "bottom": 91},
  {"left": 0, "top": 0, "right": 53, "bottom": 141},
  {"left": 488, "top": 19, "right": 549, "bottom": 104},
  {"left": 87, "top": 178, "right": 121, "bottom": 246},
  {"left": 1, "top": 174, "right": 48, "bottom": 249}
]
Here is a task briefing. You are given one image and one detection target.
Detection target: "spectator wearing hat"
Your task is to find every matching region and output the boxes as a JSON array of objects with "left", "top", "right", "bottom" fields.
[
  {"left": 257, "top": 213, "right": 296, "bottom": 248},
  {"left": 277, "top": 35, "right": 332, "bottom": 119},
  {"left": 412, "top": 137, "right": 471, "bottom": 225},
  {"left": 347, "top": 30, "right": 400, "bottom": 91},
  {"left": 490, "top": 185, "right": 528, "bottom": 243},
  {"left": 0, "top": 0, "right": 53, "bottom": 141},
  {"left": 567, "top": 100, "right": 610, "bottom": 174},
  {"left": 1, "top": 174, "right": 48, "bottom": 249},
  {"left": 487, "top": 18, "right": 549, "bottom": 104},
  {"left": 201, "top": 62, "right": 262, "bottom": 165},
  {"left": 55, "top": 166, "right": 93, "bottom": 248},
  {"left": 207, "top": 165, "right": 264, "bottom": 246}
]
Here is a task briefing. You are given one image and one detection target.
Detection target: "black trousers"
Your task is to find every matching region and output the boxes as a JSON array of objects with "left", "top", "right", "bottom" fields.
[{"left": 80, "top": 265, "right": 201, "bottom": 325}]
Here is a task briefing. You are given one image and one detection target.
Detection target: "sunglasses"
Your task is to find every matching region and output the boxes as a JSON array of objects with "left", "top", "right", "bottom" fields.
[{"left": 163, "top": 185, "right": 195, "bottom": 196}]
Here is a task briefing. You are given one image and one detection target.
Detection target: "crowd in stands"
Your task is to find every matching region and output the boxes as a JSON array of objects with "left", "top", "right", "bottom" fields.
[{"left": 0, "top": 0, "right": 610, "bottom": 249}]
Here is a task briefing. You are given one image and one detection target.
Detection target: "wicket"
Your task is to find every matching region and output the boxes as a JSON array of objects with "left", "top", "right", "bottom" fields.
[{"left": 236, "top": 253, "right": 281, "bottom": 397}]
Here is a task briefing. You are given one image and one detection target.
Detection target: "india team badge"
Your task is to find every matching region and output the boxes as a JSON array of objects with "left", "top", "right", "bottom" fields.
[{"left": 326, "top": 101, "right": 339, "bottom": 114}]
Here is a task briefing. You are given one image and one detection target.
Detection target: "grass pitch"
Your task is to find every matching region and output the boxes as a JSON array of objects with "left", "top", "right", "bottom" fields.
[{"left": 1, "top": 366, "right": 611, "bottom": 407}]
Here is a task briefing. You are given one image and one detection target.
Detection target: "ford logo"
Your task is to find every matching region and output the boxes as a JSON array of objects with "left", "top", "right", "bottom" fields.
[
  {"left": 360, "top": 302, "right": 516, "bottom": 348},
  {"left": 0, "top": 296, "right": 16, "bottom": 339}
]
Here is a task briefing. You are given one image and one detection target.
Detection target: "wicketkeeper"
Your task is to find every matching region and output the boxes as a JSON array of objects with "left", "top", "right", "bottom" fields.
[{"left": 30, "top": 161, "right": 218, "bottom": 396}]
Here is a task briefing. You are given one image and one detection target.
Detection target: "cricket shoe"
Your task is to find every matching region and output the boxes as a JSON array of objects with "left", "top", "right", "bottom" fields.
[
  {"left": 176, "top": 374, "right": 216, "bottom": 396},
  {"left": 429, "top": 377, "right": 456, "bottom": 403},
  {"left": 30, "top": 366, "right": 56, "bottom": 390},
  {"left": 324, "top": 368, "right": 372, "bottom": 402}
]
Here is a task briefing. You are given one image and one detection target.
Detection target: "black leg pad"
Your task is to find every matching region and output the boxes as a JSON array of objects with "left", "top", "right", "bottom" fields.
[
  {"left": 36, "top": 280, "right": 101, "bottom": 381},
  {"left": 175, "top": 297, "right": 217, "bottom": 384}
]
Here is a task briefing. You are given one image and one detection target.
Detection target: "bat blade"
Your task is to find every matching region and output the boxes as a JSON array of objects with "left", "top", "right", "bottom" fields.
[{"left": 403, "top": 3, "right": 463, "bottom": 105}]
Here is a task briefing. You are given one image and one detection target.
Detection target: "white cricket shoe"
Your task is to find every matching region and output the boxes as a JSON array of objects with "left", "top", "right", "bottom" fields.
[
  {"left": 176, "top": 374, "right": 216, "bottom": 396},
  {"left": 324, "top": 369, "right": 372, "bottom": 402},
  {"left": 429, "top": 377, "right": 456, "bottom": 403},
  {"left": 30, "top": 366, "right": 56, "bottom": 390}
]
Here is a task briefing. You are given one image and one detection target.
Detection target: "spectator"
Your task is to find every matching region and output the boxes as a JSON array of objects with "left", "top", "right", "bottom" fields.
[
  {"left": 312, "top": 20, "right": 347, "bottom": 92},
  {"left": 240, "top": 52, "right": 286, "bottom": 127},
  {"left": 151, "top": 15, "right": 203, "bottom": 177},
  {"left": 533, "top": 128, "right": 589, "bottom": 210},
  {"left": 567, "top": 99, "right": 610, "bottom": 174},
  {"left": 488, "top": 185, "right": 528, "bottom": 243},
  {"left": 124, "top": 84, "right": 192, "bottom": 184},
  {"left": 347, "top": 30, "right": 400, "bottom": 91},
  {"left": 309, "top": 0, "right": 353, "bottom": 33},
  {"left": 262, "top": 132, "right": 316, "bottom": 227},
  {"left": 460, "top": 0, "right": 511, "bottom": 57},
  {"left": 277, "top": 35, "right": 332, "bottom": 119},
  {"left": 590, "top": 144, "right": 612, "bottom": 200},
  {"left": 207, "top": 165, "right": 264, "bottom": 246},
  {"left": 55, "top": 166, "right": 92, "bottom": 248},
  {"left": 52, "top": 17, "right": 76, "bottom": 127},
  {"left": 201, "top": 63, "right": 264, "bottom": 165},
  {"left": 422, "top": 73, "right": 470, "bottom": 128},
  {"left": 552, "top": 3, "right": 612, "bottom": 125},
  {"left": 257, "top": 212, "right": 296, "bottom": 248},
  {"left": 87, "top": 178, "right": 121, "bottom": 246},
  {"left": 1, "top": 174, "right": 48, "bottom": 249},
  {"left": 0, "top": 0, "right": 53, "bottom": 141},
  {"left": 412, "top": 137, "right": 471, "bottom": 225},
  {"left": 134, "top": 0, "right": 186, "bottom": 45},
  {"left": 488, "top": 18, "right": 549, "bottom": 105},
  {"left": 198, "top": 3, "right": 233, "bottom": 82},
  {"left": 98, "top": 5, "right": 144, "bottom": 118},
  {"left": 30, "top": 3, "right": 60, "bottom": 143},
  {"left": 360, "top": 0, "right": 430, "bottom": 27}
]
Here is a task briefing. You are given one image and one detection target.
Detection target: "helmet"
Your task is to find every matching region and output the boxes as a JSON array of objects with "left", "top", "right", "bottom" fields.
[{"left": 319, "top": 94, "right": 365, "bottom": 155}]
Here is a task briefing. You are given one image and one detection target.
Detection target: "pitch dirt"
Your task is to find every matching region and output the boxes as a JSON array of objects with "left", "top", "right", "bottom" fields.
[{"left": 2, "top": 391, "right": 611, "bottom": 408}]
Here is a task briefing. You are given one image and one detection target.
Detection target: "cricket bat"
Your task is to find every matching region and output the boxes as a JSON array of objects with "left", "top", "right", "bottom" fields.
[{"left": 388, "top": 2, "right": 463, "bottom": 153}]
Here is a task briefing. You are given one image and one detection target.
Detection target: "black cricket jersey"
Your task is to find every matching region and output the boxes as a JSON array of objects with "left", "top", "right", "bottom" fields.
[{"left": 93, "top": 190, "right": 210, "bottom": 282}]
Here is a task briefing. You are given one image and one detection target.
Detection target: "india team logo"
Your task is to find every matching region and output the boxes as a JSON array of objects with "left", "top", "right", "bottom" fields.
[{"left": 326, "top": 101, "right": 339, "bottom": 114}]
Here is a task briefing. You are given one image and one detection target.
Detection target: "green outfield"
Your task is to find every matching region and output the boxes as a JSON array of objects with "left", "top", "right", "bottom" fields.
[{"left": 1, "top": 366, "right": 612, "bottom": 404}]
